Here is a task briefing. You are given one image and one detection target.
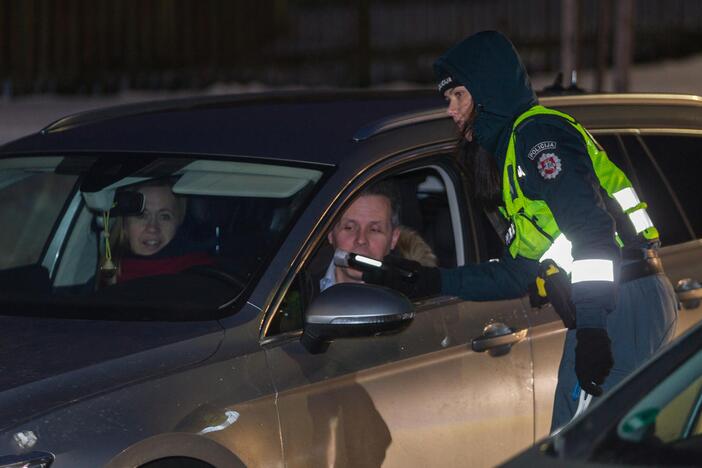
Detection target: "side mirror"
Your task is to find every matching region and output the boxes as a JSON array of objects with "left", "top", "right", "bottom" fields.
[{"left": 301, "top": 283, "right": 414, "bottom": 354}]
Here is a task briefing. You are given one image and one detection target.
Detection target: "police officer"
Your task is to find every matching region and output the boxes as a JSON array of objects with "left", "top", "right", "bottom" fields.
[{"left": 364, "top": 30, "right": 678, "bottom": 430}]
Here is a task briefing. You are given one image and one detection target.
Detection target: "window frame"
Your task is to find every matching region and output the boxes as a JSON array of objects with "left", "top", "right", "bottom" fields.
[
  {"left": 590, "top": 129, "right": 701, "bottom": 245},
  {"left": 635, "top": 133, "right": 700, "bottom": 240},
  {"left": 260, "top": 148, "right": 476, "bottom": 344}
]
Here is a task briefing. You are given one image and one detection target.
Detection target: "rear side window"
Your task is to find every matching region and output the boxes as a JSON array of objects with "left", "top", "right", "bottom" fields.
[
  {"left": 639, "top": 135, "right": 701, "bottom": 239},
  {"left": 596, "top": 135, "right": 695, "bottom": 246}
]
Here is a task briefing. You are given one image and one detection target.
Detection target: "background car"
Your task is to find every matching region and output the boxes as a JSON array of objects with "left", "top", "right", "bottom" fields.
[
  {"left": 502, "top": 318, "right": 702, "bottom": 467},
  {"left": 0, "top": 90, "right": 701, "bottom": 467}
]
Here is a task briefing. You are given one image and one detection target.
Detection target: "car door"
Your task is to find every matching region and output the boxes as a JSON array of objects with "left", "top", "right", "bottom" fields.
[
  {"left": 465, "top": 176, "right": 567, "bottom": 442},
  {"left": 262, "top": 155, "right": 534, "bottom": 467}
]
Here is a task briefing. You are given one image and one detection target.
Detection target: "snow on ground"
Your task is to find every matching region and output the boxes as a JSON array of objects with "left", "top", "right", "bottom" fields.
[
  {"left": 531, "top": 53, "right": 702, "bottom": 96},
  {"left": 2, "top": 54, "right": 702, "bottom": 145},
  {"left": 0, "top": 82, "right": 280, "bottom": 145}
]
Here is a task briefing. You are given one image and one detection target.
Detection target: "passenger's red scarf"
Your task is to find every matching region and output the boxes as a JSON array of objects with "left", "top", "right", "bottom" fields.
[{"left": 118, "top": 252, "right": 215, "bottom": 283}]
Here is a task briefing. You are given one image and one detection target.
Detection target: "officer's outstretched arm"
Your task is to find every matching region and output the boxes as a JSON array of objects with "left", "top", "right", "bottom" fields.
[
  {"left": 440, "top": 252, "right": 539, "bottom": 301},
  {"left": 362, "top": 251, "right": 538, "bottom": 302}
]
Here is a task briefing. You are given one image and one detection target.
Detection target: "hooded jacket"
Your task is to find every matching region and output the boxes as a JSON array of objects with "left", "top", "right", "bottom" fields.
[
  {"left": 435, "top": 31, "right": 622, "bottom": 329},
  {"left": 434, "top": 30, "right": 537, "bottom": 156}
]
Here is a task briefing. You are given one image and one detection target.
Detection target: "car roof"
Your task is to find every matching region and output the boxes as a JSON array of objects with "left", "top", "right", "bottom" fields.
[
  {"left": 3, "top": 91, "right": 702, "bottom": 165},
  {"left": 541, "top": 93, "right": 702, "bottom": 132},
  {"left": 0, "top": 90, "right": 443, "bottom": 164},
  {"left": 353, "top": 92, "right": 702, "bottom": 140}
]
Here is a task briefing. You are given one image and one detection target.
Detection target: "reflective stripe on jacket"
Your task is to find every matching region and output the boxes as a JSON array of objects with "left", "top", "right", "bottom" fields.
[{"left": 501, "top": 105, "right": 659, "bottom": 278}]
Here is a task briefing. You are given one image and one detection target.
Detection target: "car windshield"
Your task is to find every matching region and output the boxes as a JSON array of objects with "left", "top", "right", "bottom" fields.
[{"left": 0, "top": 155, "right": 324, "bottom": 321}]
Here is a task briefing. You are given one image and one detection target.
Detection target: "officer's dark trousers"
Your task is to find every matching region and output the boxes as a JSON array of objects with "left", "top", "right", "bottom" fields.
[{"left": 550, "top": 273, "right": 679, "bottom": 432}]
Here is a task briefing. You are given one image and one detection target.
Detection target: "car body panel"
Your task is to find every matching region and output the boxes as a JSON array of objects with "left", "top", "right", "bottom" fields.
[
  {"left": 266, "top": 297, "right": 533, "bottom": 467},
  {"left": 520, "top": 302, "right": 566, "bottom": 440},
  {"left": 659, "top": 240, "right": 702, "bottom": 334},
  {"left": 0, "top": 316, "right": 223, "bottom": 432},
  {"left": 104, "top": 433, "right": 247, "bottom": 468},
  {"left": 0, "top": 304, "right": 283, "bottom": 468}
]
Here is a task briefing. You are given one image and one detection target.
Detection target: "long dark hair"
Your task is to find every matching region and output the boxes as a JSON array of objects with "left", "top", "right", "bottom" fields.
[{"left": 456, "top": 138, "right": 502, "bottom": 210}]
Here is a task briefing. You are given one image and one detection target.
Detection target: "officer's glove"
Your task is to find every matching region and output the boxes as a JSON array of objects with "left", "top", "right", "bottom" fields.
[
  {"left": 362, "top": 254, "right": 442, "bottom": 300},
  {"left": 575, "top": 327, "right": 614, "bottom": 397}
]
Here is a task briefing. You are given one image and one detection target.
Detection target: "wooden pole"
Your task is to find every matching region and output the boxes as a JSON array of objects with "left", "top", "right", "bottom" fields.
[
  {"left": 613, "top": 0, "right": 635, "bottom": 92},
  {"left": 595, "top": 0, "right": 611, "bottom": 92},
  {"left": 357, "top": 0, "right": 371, "bottom": 88},
  {"left": 560, "top": 0, "right": 578, "bottom": 86}
]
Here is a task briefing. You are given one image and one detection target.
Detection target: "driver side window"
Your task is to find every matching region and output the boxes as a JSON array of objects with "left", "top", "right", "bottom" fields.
[{"left": 267, "top": 161, "right": 466, "bottom": 336}]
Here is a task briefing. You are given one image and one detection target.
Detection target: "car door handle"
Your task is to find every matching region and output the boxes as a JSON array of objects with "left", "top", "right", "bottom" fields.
[
  {"left": 678, "top": 289, "right": 702, "bottom": 302},
  {"left": 675, "top": 278, "right": 702, "bottom": 310},
  {"left": 471, "top": 323, "right": 527, "bottom": 352}
]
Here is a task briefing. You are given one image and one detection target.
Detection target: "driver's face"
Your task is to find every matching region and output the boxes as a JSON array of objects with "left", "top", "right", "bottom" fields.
[
  {"left": 444, "top": 85, "right": 475, "bottom": 141},
  {"left": 328, "top": 195, "right": 400, "bottom": 284}
]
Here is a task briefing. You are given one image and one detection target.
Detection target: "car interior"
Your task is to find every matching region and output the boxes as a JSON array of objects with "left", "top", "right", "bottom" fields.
[{"left": 0, "top": 156, "right": 324, "bottom": 318}]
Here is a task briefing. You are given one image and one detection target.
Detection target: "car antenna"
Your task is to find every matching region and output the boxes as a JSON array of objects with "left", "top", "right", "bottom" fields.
[
  {"left": 541, "top": 71, "right": 586, "bottom": 96},
  {"left": 542, "top": 72, "right": 565, "bottom": 95},
  {"left": 566, "top": 70, "right": 585, "bottom": 94}
]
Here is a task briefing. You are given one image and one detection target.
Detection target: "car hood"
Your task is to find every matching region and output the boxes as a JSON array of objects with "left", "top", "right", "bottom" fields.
[{"left": 0, "top": 315, "right": 224, "bottom": 432}]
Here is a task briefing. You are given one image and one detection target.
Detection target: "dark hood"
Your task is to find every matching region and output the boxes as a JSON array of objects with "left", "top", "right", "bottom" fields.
[
  {"left": 433, "top": 30, "right": 537, "bottom": 155},
  {"left": 0, "top": 315, "right": 223, "bottom": 431}
]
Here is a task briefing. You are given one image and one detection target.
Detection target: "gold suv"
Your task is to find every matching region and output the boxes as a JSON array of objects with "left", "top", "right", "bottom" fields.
[{"left": 0, "top": 91, "right": 700, "bottom": 468}]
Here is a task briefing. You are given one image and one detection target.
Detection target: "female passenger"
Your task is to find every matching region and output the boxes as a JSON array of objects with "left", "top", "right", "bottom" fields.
[{"left": 100, "top": 180, "right": 214, "bottom": 285}]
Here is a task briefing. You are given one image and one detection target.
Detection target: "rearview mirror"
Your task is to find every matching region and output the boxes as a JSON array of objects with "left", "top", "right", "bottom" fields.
[
  {"left": 301, "top": 283, "right": 414, "bottom": 354},
  {"left": 110, "top": 191, "right": 145, "bottom": 216}
]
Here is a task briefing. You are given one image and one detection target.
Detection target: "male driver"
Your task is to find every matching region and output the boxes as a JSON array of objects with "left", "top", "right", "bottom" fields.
[{"left": 320, "top": 182, "right": 401, "bottom": 291}]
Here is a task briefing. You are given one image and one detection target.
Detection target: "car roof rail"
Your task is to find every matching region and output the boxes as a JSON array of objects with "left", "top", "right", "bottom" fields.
[{"left": 353, "top": 107, "right": 445, "bottom": 142}]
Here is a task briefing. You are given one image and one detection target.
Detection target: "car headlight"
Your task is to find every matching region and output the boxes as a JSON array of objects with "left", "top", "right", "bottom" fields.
[{"left": 0, "top": 451, "right": 53, "bottom": 468}]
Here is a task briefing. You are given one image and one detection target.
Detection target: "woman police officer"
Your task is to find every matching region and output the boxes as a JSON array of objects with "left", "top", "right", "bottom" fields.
[{"left": 364, "top": 30, "right": 678, "bottom": 430}]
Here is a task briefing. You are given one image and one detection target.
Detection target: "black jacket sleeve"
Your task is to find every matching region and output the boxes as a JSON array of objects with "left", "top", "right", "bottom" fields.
[
  {"left": 515, "top": 115, "right": 620, "bottom": 328},
  {"left": 440, "top": 252, "right": 539, "bottom": 301}
]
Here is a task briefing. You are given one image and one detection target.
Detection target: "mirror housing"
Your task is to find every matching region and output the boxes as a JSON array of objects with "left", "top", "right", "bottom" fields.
[
  {"left": 110, "top": 191, "right": 145, "bottom": 216},
  {"left": 301, "top": 283, "right": 414, "bottom": 354}
]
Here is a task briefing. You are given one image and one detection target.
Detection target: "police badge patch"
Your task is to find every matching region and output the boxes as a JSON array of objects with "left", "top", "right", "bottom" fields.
[
  {"left": 537, "top": 153, "right": 562, "bottom": 179},
  {"left": 528, "top": 141, "right": 556, "bottom": 160}
]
